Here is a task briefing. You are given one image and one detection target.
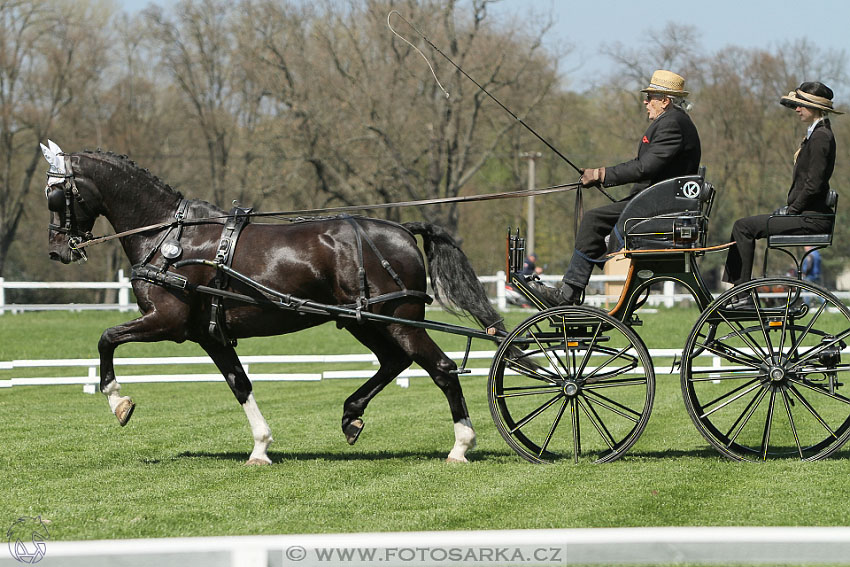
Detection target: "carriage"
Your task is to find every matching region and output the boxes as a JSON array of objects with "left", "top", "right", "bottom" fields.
[{"left": 40, "top": 143, "right": 850, "bottom": 465}]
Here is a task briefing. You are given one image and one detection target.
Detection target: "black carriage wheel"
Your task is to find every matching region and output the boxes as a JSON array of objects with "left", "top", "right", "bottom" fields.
[
  {"left": 489, "top": 306, "right": 655, "bottom": 464},
  {"left": 681, "top": 277, "right": 850, "bottom": 461}
]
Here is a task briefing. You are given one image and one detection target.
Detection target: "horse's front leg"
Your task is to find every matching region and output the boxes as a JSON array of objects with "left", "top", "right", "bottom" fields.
[
  {"left": 201, "top": 342, "right": 273, "bottom": 465},
  {"left": 98, "top": 310, "right": 179, "bottom": 426}
]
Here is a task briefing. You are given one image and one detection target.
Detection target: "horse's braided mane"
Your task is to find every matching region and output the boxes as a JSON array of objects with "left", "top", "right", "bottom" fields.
[{"left": 79, "top": 149, "right": 184, "bottom": 200}]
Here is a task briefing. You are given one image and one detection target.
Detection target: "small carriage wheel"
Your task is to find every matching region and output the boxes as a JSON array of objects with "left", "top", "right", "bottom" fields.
[
  {"left": 488, "top": 306, "right": 655, "bottom": 464},
  {"left": 681, "top": 277, "right": 850, "bottom": 461}
]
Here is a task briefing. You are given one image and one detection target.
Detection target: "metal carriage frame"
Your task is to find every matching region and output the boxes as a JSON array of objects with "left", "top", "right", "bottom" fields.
[{"left": 491, "top": 173, "right": 850, "bottom": 464}]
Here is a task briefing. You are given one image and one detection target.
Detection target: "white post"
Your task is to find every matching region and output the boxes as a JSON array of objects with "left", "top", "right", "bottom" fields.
[
  {"left": 496, "top": 270, "right": 507, "bottom": 311},
  {"left": 663, "top": 280, "right": 675, "bottom": 308},
  {"left": 118, "top": 269, "right": 130, "bottom": 312}
]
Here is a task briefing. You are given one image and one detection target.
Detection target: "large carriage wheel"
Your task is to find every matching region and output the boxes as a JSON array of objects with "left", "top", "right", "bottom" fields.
[
  {"left": 681, "top": 277, "right": 850, "bottom": 461},
  {"left": 489, "top": 306, "right": 655, "bottom": 464}
]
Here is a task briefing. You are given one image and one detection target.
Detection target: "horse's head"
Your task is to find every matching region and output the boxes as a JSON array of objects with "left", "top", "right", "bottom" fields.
[{"left": 40, "top": 141, "right": 104, "bottom": 263}]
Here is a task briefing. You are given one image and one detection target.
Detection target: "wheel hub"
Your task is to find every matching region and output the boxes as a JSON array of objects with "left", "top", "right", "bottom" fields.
[
  {"left": 562, "top": 380, "right": 579, "bottom": 397},
  {"left": 768, "top": 365, "right": 786, "bottom": 382}
]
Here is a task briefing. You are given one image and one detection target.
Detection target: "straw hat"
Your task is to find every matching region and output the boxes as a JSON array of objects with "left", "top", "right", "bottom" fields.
[
  {"left": 641, "top": 70, "right": 689, "bottom": 97},
  {"left": 780, "top": 82, "right": 844, "bottom": 115}
]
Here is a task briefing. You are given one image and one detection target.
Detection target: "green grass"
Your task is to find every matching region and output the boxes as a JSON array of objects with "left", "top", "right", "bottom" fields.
[{"left": 2, "top": 308, "right": 850, "bottom": 542}]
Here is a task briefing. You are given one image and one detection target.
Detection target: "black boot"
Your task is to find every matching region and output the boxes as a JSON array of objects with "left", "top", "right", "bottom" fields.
[{"left": 525, "top": 280, "right": 582, "bottom": 307}]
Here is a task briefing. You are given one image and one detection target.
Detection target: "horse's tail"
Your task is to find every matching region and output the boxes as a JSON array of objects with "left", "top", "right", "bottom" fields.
[{"left": 404, "top": 222, "right": 505, "bottom": 333}]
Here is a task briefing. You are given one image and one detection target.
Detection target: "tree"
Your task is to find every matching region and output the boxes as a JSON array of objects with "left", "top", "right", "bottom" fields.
[{"left": 0, "top": 0, "right": 110, "bottom": 276}]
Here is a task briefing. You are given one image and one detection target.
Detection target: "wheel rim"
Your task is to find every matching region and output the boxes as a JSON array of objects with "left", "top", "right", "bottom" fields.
[
  {"left": 681, "top": 278, "right": 850, "bottom": 461},
  {"left": 489, "top": 306, "right": 655, "bottom": 463}
]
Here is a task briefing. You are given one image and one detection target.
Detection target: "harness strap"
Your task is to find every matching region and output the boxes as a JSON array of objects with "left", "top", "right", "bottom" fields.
[
  {"left": 141, "top": 199, "right": 191, "bottom": 266},
  {"left": 342, "top": 216, "right": 413, "bottom": 323},
  {"left": 209, "top": 206, "right": 253, "bottom": 346}
]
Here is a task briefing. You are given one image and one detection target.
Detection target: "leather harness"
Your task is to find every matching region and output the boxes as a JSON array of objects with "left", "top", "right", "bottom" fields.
[{"left": 132, "top": 206, "right": 432, "bottom": 346}]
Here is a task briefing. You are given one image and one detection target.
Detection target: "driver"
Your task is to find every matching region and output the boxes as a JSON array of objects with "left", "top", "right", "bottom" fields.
[{"left": 529, "top": 70, "right": 702, "bottom": 305}]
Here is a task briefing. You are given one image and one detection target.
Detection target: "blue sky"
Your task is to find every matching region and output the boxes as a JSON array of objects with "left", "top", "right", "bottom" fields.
[{"left": 118, "top": 0, "right": 849, "bottom": 92}]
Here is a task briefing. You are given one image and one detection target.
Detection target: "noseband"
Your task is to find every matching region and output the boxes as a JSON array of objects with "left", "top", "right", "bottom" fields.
[{"left": 45, "top": 155, "right": 97, "bottom": 258}]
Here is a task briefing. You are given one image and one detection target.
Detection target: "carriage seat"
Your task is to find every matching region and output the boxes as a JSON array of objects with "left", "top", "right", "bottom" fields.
[
  {"left": 762, "top": 189, "right": 838, "bottom": 277},
  {"left": 613, "top": 173, "right": 715, "bottom": 251}
]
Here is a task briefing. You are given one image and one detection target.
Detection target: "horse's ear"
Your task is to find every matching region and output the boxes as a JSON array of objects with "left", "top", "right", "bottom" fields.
[
  {"left": 40, "top": 142, "right": 55, "bottom": 165},
  {"left": 48, "top": 139, "right": 63, "bottom": 156}
]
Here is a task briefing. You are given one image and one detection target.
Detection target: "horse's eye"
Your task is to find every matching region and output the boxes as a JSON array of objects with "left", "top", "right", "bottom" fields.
[{"left": 47, "top": 187, "right": 66, "bottom": 212}]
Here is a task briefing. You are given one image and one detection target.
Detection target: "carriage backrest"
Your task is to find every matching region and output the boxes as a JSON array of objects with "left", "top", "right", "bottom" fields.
[{"left": 613, "top": 173, "right": 715, "bottom": 251}]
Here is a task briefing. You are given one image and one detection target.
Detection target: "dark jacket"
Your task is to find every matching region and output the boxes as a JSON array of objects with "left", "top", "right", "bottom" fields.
[
  {"left": 787, "top": 119, "right": 835, "bottom": 214},
  {"left": 603, "top": 105, "right": 701, "bottom": 197}
]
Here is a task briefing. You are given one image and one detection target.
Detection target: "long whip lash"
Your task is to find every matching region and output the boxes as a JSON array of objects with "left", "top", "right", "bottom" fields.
[{"left": 386, "top": 10, "right": 616, "bottom": 202}]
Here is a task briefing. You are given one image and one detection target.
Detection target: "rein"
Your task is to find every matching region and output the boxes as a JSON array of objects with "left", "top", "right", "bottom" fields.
[{"left": 73, "top": 180, "right": 582, "bottom": 249}]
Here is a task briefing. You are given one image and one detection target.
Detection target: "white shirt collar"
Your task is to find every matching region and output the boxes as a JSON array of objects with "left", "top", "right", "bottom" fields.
[{"left": 807, "top": 117, "right": 825, "bottom": 139}]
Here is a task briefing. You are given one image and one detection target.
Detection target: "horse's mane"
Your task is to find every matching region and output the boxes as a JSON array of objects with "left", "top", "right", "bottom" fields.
[{"left": 77, "top": 149, "right": 185, "bottom": 200}]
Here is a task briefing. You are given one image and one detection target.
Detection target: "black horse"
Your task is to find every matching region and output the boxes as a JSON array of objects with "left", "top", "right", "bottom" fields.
[{"left": 41, "top": 145, "right": 504, "bottom": 464}]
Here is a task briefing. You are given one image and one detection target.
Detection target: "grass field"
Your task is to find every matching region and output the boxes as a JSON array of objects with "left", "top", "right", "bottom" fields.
[{"left": 2, "top": 308, "right": 850, "bottom": 542}]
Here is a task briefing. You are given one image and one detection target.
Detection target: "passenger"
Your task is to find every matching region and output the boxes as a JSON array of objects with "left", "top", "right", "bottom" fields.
[
  {"left": 722, "top": 82, "right": 841, "bottom": 308},
  {"left": 528, "top": 69, "right": 701, "bottom": 306}
]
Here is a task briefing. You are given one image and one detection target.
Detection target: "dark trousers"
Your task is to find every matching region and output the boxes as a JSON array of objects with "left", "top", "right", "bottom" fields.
[
  {"left": 563, "top": 199, "right": 629, "bottom": 288},
  {"left": 723, "top": 213, "right": 832, "bottom": 285}
]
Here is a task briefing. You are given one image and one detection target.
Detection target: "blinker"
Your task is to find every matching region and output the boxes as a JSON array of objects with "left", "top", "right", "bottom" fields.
[{"left": 47, "top": 187, "right": 66, "bottom": 212}]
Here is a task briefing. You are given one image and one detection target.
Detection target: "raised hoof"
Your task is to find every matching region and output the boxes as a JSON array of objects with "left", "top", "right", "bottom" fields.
[
  {"left": 115, "top": 398, "right": 135, "bottom": 427},
  {"left": 343, "top": 418, "right": 364, "bottom": 445},
  {"left": 245, "top": 458, "right": 272, "bottom": 466},
  {"left": 445, "top": 457, "right": 469, "bottom": 464}
]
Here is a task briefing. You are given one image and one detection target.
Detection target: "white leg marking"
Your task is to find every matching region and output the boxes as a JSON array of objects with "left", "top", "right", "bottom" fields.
[
  {"left": 446, "top": 417, "right": 476, "bottom": 463},
  {"left": 243, "top": 393, "right": 273, "bottom": 465},
  {"left": 102, "top": 380, "right": 129, "bottom": 414}
]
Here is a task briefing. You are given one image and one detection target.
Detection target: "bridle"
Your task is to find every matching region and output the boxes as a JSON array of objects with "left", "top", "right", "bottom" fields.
[{"left": 45, "top": 154, "right": 98, "bottom": 260}]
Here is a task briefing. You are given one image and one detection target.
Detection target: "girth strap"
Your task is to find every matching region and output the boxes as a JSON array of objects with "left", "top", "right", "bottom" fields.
[{"left": 209, "top": 206, "right": 253, "bottom": 345}]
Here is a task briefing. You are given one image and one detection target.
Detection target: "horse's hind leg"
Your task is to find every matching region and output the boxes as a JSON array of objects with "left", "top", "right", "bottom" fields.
[
  {"left": 388, "top": 325, "right": 477, "bottom": 463},
  {"left": 341, "top": 325, "right": 413, "bottom": 445},
  {"left": 201, "top": 342, "right": 273, "bottom": 465}
]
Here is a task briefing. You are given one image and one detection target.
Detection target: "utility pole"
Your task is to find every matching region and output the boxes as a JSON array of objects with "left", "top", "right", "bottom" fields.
[{"left": 520, "top": 152, "right": 542, "bottom": 256}]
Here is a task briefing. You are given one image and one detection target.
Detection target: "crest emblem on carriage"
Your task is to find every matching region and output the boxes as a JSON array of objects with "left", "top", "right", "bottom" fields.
[
  {"left": 681, "top": 181, "right": 701, "bottom": 199},
  {"left": 39, "top": 140, "right": 67, "bottom": 187},
  {"left": 6, "top": 516, "right": 50, "bottom": 564}
]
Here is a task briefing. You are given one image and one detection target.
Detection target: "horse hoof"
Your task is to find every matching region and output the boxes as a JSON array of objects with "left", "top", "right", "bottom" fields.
[
  {"left": 344, "top": 418, "right": 364, "bottom": 445},
  {"left": 245, "top": 458, "right": 272, "bottom": 466},
  {"left": 445, "top": 456, "right": 469, "bottom": 464},
  {"left": 115, "top": 398, "right": 135, "bottom": 427}
]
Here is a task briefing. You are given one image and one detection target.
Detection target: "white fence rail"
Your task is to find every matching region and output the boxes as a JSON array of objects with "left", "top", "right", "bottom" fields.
[
  {"left": 0, "top": 271, "right": 674, "bottom": 314},
  {"left": 3, "top": 271, "right": 848, "bottom": 315},
  {"left": 5, "top": 527, "right": 850, "bottom": 567},
  {"left": 1, "top": 348, "right": 732, "bottom": 389}
]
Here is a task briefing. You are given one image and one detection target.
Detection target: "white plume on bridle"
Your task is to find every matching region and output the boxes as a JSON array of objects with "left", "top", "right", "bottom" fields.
[{"left": 39, "top": 139, "right": 66, "bottom": 187}]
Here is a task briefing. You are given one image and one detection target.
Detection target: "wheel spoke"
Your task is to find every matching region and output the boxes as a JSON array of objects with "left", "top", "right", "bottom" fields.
[
  {"left": 788, "top": 327, "right": 850, "bottom": 371},
  {"left": 694, "top": 338, "right": 763, "bottom": 369},
  {"left": 505, "top": 357, "right": 558, "bottom": 384},
  {"left": 786, "top": 301, "right": 829, "bottom": 363},
  {"left": 576, "top": 397, "right": 616, "bottom": 451},
  {"left": 582, "top": 389, "right": 642, "bottom": 422},
  {"left": 781, "top": 387, "right": 804, "bottom": 459},
  {"left": 688, "top": 370, "right": 762, "bottom": 382},
  {"left": 701, "top": 378, "right": 764, "bottom": 418},
  {"left": 727, "top": 387, "right": 769, "bottom": 448},
  {"left": 786, "top": 383, "right": 838, "bottom": 438},
  {"left": 497, "top": 385, "right": 564, "bottom": 399},
  {"left": 539, "top": 398, "right": 569, "bottom": 458},
  {"left": 509, "top": 393, "right": 563, "bottom": 434},
  {"left": 760, "top": 387, "right": 778, "bottom": 460}
]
